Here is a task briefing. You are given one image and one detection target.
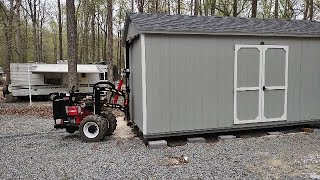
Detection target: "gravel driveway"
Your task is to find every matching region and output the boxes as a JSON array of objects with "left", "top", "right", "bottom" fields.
[{"left": 1, "top": 114, "right": 320, "bottom": 179}]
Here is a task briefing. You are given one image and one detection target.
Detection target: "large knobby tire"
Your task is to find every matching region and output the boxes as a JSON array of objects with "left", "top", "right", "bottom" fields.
[
  {"left": 79, "top": 115, "right": 109, "bottom": 142},
  {"left": 101, "top": 112, "right": 117, "bottom": 136}
]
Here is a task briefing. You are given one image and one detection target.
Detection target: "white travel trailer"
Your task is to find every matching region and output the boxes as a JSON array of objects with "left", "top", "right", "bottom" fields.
[{"left": 8, "top": 63, "right": 107, "bottom": 97}]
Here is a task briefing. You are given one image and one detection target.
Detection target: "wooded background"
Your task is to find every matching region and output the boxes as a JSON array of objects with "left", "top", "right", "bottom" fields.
[{"left": 0, "top": 0, "right": 319, "bottom": 82}]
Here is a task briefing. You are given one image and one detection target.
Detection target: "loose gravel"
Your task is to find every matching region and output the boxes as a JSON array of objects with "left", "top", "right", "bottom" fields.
[{"left": 1, "top": 114, "right": 320, "bottom": 179}]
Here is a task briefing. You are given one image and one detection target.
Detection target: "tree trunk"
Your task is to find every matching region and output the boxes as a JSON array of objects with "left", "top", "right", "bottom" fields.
[
  {"left": 283, "top": 0, "right": 289, "bottom": 19},
  {"left": 211, "top": 0, "right": 216, "bottom": 16},
  {"left": 39, "top": 1, "right": 46, "bottom": 62},
  {"left": 167, "top": 0, "right": 170, "bottom": 14},
  {"left": 155, "top": 0, "right": 159, "bottom": 13},
  {"left": 58, "top": 0, "right": 63, "bottom": 60},
  {"left": 107, "top": 0, "right": 113, "bottom": 82},
  {"left": 23, "top": 9, "right": 28, "bottom": 62},
  {"left": 119, "top": 30, "right": 122, "bottom": 79},
  {"left": 28, "top": 0, "right": 38, "bottom": 62},
  {"left": 15, "top": 0, "right": 23, "bottom": 63},
  {"left": 178, "top": 0, "right": 181, "bottom": 14},
  {"left": 83, "top": 0, "right": 89, "bottom": 63},
  {"left": 309, "top": 0, "right": 314, "bottom": 20},
  {"left": 233, "top": 0, "right": 237, "bottom": 17},
  {"left": 204, "top": 0, "right": 209, "bottom": 16},
  {"left": 103, "top": 22, "right": 107, "bottom": 62},
  {"left": 199, "top": 0, "right": 202, "bottom": 15},
  {"left": 303, "top": 0, "right": 309, "bottom": 20},
  {"left": 138, "top": 0, "right": 144, "bottom": 13},
  {"left": 131, "top": 0, "right": 134, "bottom": 12},
  {"left": 194, "top": 0, "right": 199, "bottom": 15},
  {"left": 4, "top": 29, "right": 13, "bottom": 86},
  {"left": 116, "top": 31, "right": 120, "bottom": 80},
  {"left": 66, "top": 0, "right": 78, "bottom": 90},
  {"left": 97, "top": 10, "right": 100, "bottom": 63},
  {"left": 1, "top": 0, "right": 15, "bottom": 85},
  {"left": 251, "top": 0, "right": 257, "bottom": 18},
  {"left": 53, "top": 31, "right": 57, "bottom": 63},
  {"left": 275, "top": 0, "right": 279, "bottom": 18},
  {"left": 91, "top": 3, "right": 95, "bottom": 63}
]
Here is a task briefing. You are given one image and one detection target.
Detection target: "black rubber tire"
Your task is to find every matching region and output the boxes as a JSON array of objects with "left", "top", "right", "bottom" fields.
[
  {"left": 66, "top": 126, "right": 78, "bottom": 134},
  {"left": 101, "top": 112, "right": 117, "bottom": 136},
  {"left": 79, "top": 115, "right": 109, "bottom": 142}
]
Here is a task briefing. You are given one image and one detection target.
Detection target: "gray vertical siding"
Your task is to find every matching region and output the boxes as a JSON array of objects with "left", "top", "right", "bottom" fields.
[
  {"left": 129, "top": 38, "right": 143, "bottom": 130},
  {"left": 142, "top": 34, "right": 320, "bottom": 136},
  {"left": 145, "top": 35, "right": 219, "bottom": 134},
  {"left": 300, "top": 39, "right": 320, "bottom": 120}
]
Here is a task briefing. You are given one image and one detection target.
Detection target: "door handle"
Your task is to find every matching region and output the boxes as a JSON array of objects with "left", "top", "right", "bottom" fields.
[{"left": 263, "top": 86, "right": 266, "bottom": 91}]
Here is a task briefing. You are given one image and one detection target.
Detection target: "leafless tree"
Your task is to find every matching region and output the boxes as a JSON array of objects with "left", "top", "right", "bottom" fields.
[
  {"left": 57, "top": 0, "right": 63, "bottom": 60},
  {"left": 107, "top": 0, "right": 113, "bottom": 82},
  {"left": 251, "top": 0, "right": 257, "bottom": 18},
  {"left": 66, "top": 0, "right": 78, "bottom": 90}
]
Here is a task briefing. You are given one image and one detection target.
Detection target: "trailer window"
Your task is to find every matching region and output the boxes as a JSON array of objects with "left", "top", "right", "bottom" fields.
[
  {"left": 44, "top": 73, "right": 62, "bottom": 85},
  {"left": 99, "top": 73, "right": 104, "bottom": 80}
]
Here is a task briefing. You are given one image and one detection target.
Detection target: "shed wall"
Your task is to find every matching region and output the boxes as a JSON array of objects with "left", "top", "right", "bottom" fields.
[
  {"left": 144, "top": 34, "right": 320, "bottom": 136},
  {"left": 129, "top": 38, "right": 143, "bottom": 130}
]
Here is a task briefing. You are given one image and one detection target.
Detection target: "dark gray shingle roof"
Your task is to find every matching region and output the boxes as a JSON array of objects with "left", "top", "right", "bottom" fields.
[{"left": 127, "top": 13, "right": 320, "bottom": 37}]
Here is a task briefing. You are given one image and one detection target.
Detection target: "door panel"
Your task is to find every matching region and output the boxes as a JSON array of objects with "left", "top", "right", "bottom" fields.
[
  {"left": 234, "top": 45, "right": 262, "bottom": 124},
  {"left": 264, "top": 48, "right": 286, "bottom": 86},
  {"left": 262, "top": 46, "right": 288, "bottom": 122},
  {"left": 237, "top": 91, "right": 259, "bottom": 121},
  {"left": 264, "top": 90, "right": 285, "bottom": 119},
  {"left": 237, "top": 48, "right": 260, "bottom": 88}
]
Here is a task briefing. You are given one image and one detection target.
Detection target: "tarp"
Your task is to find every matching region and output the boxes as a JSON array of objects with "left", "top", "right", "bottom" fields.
[{"left": 31, "top": 64, "right": 105, "bottom": 73}]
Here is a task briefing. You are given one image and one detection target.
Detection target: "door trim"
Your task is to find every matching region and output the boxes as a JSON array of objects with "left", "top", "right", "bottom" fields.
[
  {"left": 234, "top": 45, "right": 288, "bottom": 124},
  {"left": 234, "top": 45, "right": 262, "bottom": 124},
  {"left": 261, "top": 46, "right": 288, "bottom": 122}
]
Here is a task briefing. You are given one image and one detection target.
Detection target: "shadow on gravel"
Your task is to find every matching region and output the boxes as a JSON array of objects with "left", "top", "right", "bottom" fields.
[{"left": 61, "top": 134, "right": 81, "bottom": 140}]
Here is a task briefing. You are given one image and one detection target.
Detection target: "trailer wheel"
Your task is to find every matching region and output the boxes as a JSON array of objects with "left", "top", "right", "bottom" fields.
[
  {"left": 66, "top": 126, "right": 78, "bottom": 134},
  {"left": 79, "top": 115, "right": 109, "bottom": 142},
  {"left": 101, "top": 112, "right": 117, "bottom": 136}
]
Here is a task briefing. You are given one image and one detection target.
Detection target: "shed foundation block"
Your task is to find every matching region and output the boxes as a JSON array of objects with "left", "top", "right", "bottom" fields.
[
  {"left": 187, "top": 137, "right": 206, "bottom": 143},
  {"left": 148, "top": 140, "right": 167, "bottom": 149},
  {"left": 218, "top": 135, "right": 236, "bottom": 140},
  {"left": 266, "top": 131, "right": 283, "bottom": 135}
]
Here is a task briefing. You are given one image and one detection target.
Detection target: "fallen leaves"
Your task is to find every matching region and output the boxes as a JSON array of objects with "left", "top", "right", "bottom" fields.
[{"left": 0, "top": 104, "right": 53, "bottom": 118}]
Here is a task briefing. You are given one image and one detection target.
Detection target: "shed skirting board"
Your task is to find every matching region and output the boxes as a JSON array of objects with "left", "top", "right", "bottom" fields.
[
  {"left": 141, "top": 34, "right": 147, "bottom": 134},
  {"left": 143, "top": 119, "right": 320, "bottom": 139}
]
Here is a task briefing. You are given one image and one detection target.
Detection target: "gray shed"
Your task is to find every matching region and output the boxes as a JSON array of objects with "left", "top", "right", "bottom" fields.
[{"left": 124, "top": 13, "right": 320, "bottom": 138}]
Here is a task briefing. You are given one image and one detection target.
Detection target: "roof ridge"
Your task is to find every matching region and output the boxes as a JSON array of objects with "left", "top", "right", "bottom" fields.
[
  {"left": 126, "top": 13, "right": 320, "bottom": 38},
  {"left": 128, "top": 12, "right": 320, "bottom": 24}
]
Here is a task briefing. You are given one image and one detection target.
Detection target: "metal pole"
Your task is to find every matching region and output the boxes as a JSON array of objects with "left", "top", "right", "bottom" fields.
[{"left": 28, "top": 64, "right": 32, "bottom": 105}]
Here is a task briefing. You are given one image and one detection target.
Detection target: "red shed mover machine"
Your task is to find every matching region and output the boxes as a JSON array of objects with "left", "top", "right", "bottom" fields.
[{"left": 51, "top": 80, "right": 130, "bottom": 142}]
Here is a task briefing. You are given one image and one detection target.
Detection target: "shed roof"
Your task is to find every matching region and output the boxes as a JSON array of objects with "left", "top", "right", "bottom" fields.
[
  {"left": 126, "top": 13, "right": 320, "bottom": 38},
  {"left": 31, "top": 64, "right": 105, "bottom": 74}
]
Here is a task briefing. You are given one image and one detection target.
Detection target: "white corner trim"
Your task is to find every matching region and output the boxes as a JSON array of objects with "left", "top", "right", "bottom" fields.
[{"left": 141, "top": 34, "right": 147, "bottom": 135}]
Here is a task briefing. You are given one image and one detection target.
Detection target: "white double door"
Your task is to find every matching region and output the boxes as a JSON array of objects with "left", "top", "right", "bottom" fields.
[{"left": 234, "top": 45, "right": 288, "bottom": 124}]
